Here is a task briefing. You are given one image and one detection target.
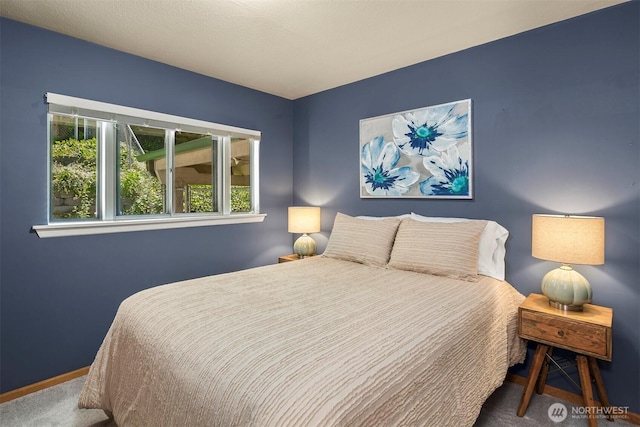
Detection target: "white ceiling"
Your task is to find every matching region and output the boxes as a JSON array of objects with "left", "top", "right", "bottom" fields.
[{"left": 0, "top": 0, "right": 628, "bottom": 100}]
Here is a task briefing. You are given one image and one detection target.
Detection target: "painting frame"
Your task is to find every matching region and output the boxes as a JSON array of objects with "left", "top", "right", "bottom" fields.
[{"left": 359, "top": 99, "right": 472, "bottom": 199}]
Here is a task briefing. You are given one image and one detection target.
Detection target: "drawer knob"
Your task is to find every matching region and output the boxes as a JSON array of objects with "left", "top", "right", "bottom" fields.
[{"left": 557, "top": 330, "right": 565, "bottom": 337}]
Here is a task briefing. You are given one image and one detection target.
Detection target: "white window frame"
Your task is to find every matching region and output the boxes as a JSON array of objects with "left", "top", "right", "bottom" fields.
[{"left": 33, "top": 93, "right": 265, "bottom": 238}]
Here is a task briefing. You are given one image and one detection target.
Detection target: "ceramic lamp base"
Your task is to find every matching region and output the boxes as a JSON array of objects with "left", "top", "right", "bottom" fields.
[
  {"left": 548, "top": 299, "right": 584, "bottom": 312},
  {"left": 541, "top": 264, "right": 592, "bottom": 312},
  {"left": 293, "top": 233, "right": 316, "bottom": 258}
]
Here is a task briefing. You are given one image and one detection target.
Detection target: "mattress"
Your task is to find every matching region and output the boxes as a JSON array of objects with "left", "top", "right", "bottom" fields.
[{"left": 78, "top": 256, "right": 526, "bottom": 426}]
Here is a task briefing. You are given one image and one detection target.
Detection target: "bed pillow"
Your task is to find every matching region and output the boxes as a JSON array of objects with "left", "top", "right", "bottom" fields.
[
  {"left": 410, "top": 213, "right": 508, "bottom": 280},
  {"left": 323, "top": 212, "right": 401, "bottom": 266},
  {"left": 388, "top": 218, "right": 487, "bottom": 281},
  {"left": 356, "top": 214, "right": 411, "bottom": 220}
]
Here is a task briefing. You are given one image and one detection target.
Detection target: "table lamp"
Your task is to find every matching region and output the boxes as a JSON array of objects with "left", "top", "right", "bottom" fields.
[
  {"left": 288, "top": 206, "right": 321, "bottom": 257},
  {"left": 532, "top": 214, "right": 605, "bottom": 311}
]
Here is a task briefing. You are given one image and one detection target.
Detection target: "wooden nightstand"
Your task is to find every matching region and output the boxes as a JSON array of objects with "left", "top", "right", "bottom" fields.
[
  {"left": 517, "top": 293, "right": 613, "bottom": 426},
  {"left": 278, "top": 254, "right": 301, "bottom": 263}
]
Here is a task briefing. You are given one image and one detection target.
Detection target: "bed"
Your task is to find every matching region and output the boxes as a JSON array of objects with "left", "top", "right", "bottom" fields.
[{"left": 78, "top": 213, "right": 527, "bottom": 426}]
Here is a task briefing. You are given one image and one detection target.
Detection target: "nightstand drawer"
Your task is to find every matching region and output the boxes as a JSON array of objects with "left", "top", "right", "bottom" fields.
[{"left": 519, "top": 310, "right": 610, "bottom": 360}]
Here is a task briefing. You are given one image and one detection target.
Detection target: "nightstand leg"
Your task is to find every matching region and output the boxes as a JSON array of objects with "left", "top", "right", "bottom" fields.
[
  {"left": 577, "top": 355, "right": 598, "bottom": 427},
  {"left": 517, "top": 343, "right": 549, "bottom": 417},
  {"left": 588, "top": 357, "right": 613, "bottom": 422},
  {"left": 536, "top": 346, "right": 554, "bottom": 395}
]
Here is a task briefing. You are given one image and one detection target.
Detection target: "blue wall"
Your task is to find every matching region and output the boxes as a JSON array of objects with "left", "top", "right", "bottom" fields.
[
  {"left": 293, "top": 3, "right": 639, "bottom": 413},
  {"left": 0, "top": 19, "right": 294, "bottom": 392}
]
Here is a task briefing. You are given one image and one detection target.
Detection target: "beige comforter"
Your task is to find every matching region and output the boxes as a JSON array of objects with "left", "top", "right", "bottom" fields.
[{"left": 79, "top": 256, "right": 526, "bottom": 426}]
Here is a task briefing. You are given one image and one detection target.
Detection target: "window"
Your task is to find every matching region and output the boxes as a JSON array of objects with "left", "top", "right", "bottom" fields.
[{"left": 34, "top": 93, "right": 264, "bottom": 238}]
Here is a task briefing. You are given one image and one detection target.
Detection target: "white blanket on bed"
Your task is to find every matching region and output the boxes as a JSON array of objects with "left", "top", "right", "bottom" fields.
[{"left": 79, "top": 256, "right": 526, "bottom": 426}]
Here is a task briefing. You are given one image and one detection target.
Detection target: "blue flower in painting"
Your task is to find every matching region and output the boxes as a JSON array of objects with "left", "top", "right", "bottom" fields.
[
  {"left": 392, "top": 103, "right": 468, "bottom": 157},
  {"left": 361, "top": 136, "right": 420, "bottom": 196},
  {"left": 419, "top": 145, "right": 470, "bottom": 196}
]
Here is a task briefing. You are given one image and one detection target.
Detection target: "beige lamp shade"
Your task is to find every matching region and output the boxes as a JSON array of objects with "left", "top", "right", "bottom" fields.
[
  {"left": 288, "top": 207, "right": 321, "bottom": 234},
  {"left": 532, "top": 214, "right": 605, "bottom": 265}
]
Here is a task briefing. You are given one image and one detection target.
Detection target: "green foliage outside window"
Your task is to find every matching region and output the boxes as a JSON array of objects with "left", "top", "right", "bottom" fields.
[
  {"left": 230, "top": 186, "right": 251, "bottom": 212},
  {"left": 51, "top": 138, "right": 98, "bottom": 219},
  {"left": 52, "top": 138, "right": 250, "bottom": 218},
  {"left": 51, "top": 138, "right": 164, "bottom": 219},
  {"left": 118, "top": 162, "right": 164, "bottom": 215},
  {"left": 189, "top": 185, "right": 251, "bottom": 213},
  {"left": 189, "top": 185, "right": 213, "bottom": 212}
]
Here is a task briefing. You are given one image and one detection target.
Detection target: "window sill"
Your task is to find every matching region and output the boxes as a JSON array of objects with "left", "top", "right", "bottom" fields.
[{"left": 32, "top": 214, "right": 267, "bottom": 238}]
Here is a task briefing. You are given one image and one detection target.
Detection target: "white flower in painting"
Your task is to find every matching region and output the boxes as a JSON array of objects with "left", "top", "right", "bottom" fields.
[
  {"left": 392, "top": 103, "right": 468, "bottom": 157},
  {"left": 420, "top": 144, "right": 470, "bottom": 196},
  {"left": 361, "top": 136, "right": 420, "bottom": 196}
]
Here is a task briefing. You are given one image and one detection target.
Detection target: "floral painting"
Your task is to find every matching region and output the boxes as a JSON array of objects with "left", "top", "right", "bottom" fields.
[{"left": 360, "top": 99, "right": 472, "bottom": 199}]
